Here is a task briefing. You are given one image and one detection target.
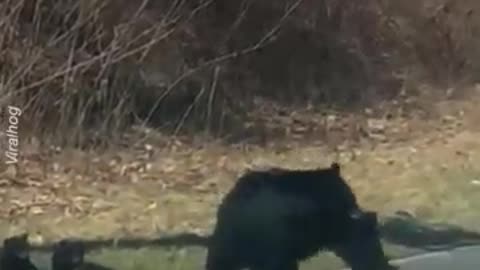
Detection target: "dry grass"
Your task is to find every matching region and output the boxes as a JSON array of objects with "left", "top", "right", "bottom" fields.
[
  {"left": 1, "top": 91, "right": 480, "bottom": 245},
  {"left": 1, "top": 0, "right": 480, "bottom": 249}
]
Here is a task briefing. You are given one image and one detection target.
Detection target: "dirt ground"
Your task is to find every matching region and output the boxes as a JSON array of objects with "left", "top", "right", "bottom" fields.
[{"left": 1, "top": 86, "right": 480, "bottom": 246}]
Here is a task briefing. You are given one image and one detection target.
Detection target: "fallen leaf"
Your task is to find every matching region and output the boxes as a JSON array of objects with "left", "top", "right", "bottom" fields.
[
  {"left": 217, "top": 156, "right": 227, "bottom": 168},
  {"left": 5, "top": 165, "right": 18, "bottom": 178},
  {"left": 30, "top": 206, "right": 44, "bottom": 215},
  {"left": 130, "top": 173, "right": 140, "bottom": 183},
  {"left": 145, "top": 163, "right": 153, "bottom": 171},
  {"left": 146, "top": 202, "right": 157, "bottom": 211},
  {"left": 0, "top": 179, "right": 10, "bottom": 186}
]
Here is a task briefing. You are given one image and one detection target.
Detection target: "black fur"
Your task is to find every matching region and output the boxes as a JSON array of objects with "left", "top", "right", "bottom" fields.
[
  {"left": 0, "top": 234, "right": 38, "bottom": 270},
  {"left": 52, "top": 239, "right": 113, "bottom": 270},
  {"left": 206, "top": 162, "right": 397, "bottom": 270}
]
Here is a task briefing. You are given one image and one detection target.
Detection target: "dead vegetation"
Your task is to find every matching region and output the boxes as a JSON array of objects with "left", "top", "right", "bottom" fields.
[
  {"left": 0, "top": 0, "right": 478, "bottom": 147},
  {"left": 1, "top": 0, "right": 480, "bottom": 244},
  {"left": 1, "top": 96, "right": 480, "bottom": 243}
]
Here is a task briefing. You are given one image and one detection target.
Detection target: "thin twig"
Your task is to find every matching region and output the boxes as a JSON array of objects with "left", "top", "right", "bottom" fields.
[
  {"left": 220, "top": 0, "right": 252, "bottom": 47},
  {"left": 173, "top": 86, "right": 206, "bottom": 136},
  {"left": 206, "top": 65, "right": 221, "bottom": 134}
]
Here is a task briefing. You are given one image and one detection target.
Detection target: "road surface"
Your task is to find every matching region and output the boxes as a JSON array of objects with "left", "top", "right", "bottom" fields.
[{"left": 343, "top": 245, "right": 480, "bottom": 270}]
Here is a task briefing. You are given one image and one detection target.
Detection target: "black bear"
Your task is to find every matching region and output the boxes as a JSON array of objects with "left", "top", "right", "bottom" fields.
[
  {"left": 52, "top": 239, "right": 113, "bottom": 270},
  {"left": 206, "top": 162, "right": 397, "bottom": 270},
  {"left": 0, "top": 233, "right": 38, "bottom": 270}
]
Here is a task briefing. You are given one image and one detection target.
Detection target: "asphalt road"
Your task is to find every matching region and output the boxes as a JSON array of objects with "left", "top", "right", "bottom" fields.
[{"left": 343, "top": 245, "right": 480, "bottom": 270}]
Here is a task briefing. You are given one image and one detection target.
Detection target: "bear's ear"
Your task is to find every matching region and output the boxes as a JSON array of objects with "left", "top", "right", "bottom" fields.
[
  {"left": 18, "top": 233, "right": 29, "bottom": 242},
  {"left": 56, "top": 239, "right": 69, "bottom": 248},
  {"left": 330, "top": 162, "right": 341, "bottom": 175}
]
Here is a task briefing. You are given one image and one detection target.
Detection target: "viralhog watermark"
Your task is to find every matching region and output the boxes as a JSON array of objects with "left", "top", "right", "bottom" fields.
[{"left": 4, "top": 106, "right": 22, "bottom": 164}]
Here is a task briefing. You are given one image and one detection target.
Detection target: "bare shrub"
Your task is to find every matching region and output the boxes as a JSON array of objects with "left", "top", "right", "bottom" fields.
[
  {"left": 1, "top": 0, "right": 216, "bottom": 147},
  {"left": 1, "top": 0, "right": 479, "bottom": 147},
  {"left": 379, "top": 0, "right": 480, "bottom": 85}
]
